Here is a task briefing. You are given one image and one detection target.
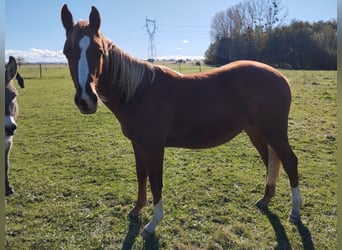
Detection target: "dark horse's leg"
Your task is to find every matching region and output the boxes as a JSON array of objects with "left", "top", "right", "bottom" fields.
[
  {"left": 5, "top": 137, "right": 14, "bottom": 196},
  {"left": 130, "top": 142, "right": 165, "bottom": 237}
]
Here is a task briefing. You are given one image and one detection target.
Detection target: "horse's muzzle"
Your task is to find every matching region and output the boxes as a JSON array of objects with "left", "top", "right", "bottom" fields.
[
  {"left": 5, "top": 116, "right": 17, "bottom": 136},
  {"left": 74, "top": 93, "right": 98, "bottom": 114}
]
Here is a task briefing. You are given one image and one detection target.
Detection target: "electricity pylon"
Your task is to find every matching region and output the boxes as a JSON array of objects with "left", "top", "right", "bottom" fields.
[{"left": 145, "top": 18, "right": 157, "bottom": 61}]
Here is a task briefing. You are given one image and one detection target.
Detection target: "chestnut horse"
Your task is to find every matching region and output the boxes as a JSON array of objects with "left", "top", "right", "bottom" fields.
[{"left": 61, "top": 5, "right": 302, "bottom": 237}]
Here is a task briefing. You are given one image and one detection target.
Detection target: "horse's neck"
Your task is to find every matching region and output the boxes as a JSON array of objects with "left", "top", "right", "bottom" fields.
[
  {"left": 101, "top": 39, "right": 116, "bottom": 84},
  {"left": 99, "top": 39, "right": 154, "bottom": 99},
  {"left": 97, "top": 38, "right": 157, "bottom": 120},
  {"left": 97, "top": 40, "right": 134, "bottom": 120}
]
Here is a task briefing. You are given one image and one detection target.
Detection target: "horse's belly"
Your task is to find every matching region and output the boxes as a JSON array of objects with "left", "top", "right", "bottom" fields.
[{"left": 166, "top": 120, "right": 245, "bottom": 149}]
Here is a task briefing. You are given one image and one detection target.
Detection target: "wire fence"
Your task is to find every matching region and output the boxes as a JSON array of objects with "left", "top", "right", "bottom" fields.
[
  {"left": 17, "top": 64, "right": 70, "bottom": 79},
  {"left": 17, "top": 61, "right": 213, "bottom": 80}
]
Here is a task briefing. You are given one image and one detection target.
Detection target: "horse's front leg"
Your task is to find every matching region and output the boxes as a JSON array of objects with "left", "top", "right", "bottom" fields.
[
  {"left": 142, "top": 180, "right": 164, "bottom": 237},
  {"left": 140, "top": 146, "right": 165, "bottom": 237},
  {"left": 129, "top": 142, "right": 148, "bottom": 218},
  {"left": 5, "top": 137, "right": 14, "bottom": 196}
]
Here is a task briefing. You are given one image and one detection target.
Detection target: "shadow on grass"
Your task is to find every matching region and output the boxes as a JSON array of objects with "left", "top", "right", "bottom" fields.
[
  {"left": 294, "top": 220, "right": 314, "bottom": 250},
  {"left": 260, "top": 206, "right": 314, "bottom": 250},
  {"left": 121, "top": 216, "right": 160, "bottom": 250}
]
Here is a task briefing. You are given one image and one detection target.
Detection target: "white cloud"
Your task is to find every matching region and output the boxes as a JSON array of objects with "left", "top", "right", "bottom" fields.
[
  {"left": 5, "top": 49, "right": 67, "bottom": 63},
  {"left": 5, "top": 48, "right": 204, "bottom": 64},
  {"left": 183, "top": 40, "right": 190, "bottom": 44}
]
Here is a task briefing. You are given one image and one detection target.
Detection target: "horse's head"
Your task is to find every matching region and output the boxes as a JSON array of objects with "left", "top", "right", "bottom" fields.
[
  {"left": 5, "top": 56, "right": 19, "bottom": 136},
  {"left": 61, "top": 4, "right": 105, "bottom": 114}
]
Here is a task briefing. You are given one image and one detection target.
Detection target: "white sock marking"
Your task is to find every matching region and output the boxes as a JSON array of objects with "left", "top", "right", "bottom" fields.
[
  {"left": 78, "top": 36, "right": 90, "bottom": 100},
  {"left": 291, "top": 186, "right": 302, "bottom": 209},
  {"left": 290, "top": 186, "right": 302, "bottom": 220},
  {"left": 143, "top": 199, "right": 165, "bottom": 234}
]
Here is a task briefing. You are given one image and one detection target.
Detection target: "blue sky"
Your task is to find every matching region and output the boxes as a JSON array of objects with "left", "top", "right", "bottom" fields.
[{"left": 5, "top": 0, "right": 336, "bottom": 63}]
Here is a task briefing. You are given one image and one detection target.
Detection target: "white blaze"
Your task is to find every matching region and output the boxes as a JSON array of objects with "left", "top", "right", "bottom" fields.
[{"left": 78, "top": 36, "right": 91, "bottom": 100}]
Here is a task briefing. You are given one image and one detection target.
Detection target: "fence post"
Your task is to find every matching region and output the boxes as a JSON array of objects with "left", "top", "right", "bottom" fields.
[{"left": 39, "top": 64, "right": 42, "bottom": 79}]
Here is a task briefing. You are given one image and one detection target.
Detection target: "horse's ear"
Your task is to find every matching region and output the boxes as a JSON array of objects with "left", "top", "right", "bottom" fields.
[
  {"left": 61, "top": 4, "right": 74, "bottom": 33},
  {"left": 16, "top": 72, "right": 25, "bottom": 88},
  {"left": 6, "top": 56, "right": 17, "bottom": 83},
  {"left": 89, "top": 6, "right": 101, "bottom": 32}
]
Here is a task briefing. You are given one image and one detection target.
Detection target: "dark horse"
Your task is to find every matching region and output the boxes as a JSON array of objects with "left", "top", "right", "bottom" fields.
[
  {"left": 5, "top": 56, "right": 24, "bottom": 195},
  {"left": 61, "top": 5, "right": 302, "bottom": 237}
]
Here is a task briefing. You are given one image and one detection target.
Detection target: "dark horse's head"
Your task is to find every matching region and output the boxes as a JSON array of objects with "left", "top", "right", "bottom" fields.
[
  {"left": 5, "top": 56, "right": 21, "bottom": 136},
  {"left": 61, "top": 4, "right": 106, "bottom": 114}
]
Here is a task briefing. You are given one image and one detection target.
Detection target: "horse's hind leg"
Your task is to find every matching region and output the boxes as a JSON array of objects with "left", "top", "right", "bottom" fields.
[
  {"left": 257, "top": 145, "right": 281, "bottom": 207},
  {"left": 269, "top": 139, "right": 302, "bottom": 223},
  {"left": 246, "top": 128, "right": 280, "bottom": 207},
  {"left": 245, "top": 127, "right": 268, "bottom": 166}
]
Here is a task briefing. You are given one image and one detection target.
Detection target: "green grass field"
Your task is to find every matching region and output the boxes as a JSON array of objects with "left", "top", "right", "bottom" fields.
[{"left": 5, "top": 64, "right": 336, "bottom": 249}]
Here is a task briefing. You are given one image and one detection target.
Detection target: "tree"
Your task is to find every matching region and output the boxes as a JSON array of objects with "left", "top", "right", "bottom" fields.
[
  {"left": 205, "top": 0, "right": 336, "bottom": 70},
  {"left": 260, "top": 20, "right": 337, "bottom": 69},
  {"left": 205, "top": 38, "right": 231, "bottom": 65},
  {"left": 210, "top": 0, "right": 287, "bottom": 39},
  {"left": 207, "top": 0, "right": 287, "bottom": 65},
  {"left": 264, "top": 0, "right": 288, "bottom": 33}
]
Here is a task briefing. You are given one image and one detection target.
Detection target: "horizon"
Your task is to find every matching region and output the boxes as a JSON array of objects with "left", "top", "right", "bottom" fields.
[{"left": 5, "top": 0, "right": 336, "bottom": 63}]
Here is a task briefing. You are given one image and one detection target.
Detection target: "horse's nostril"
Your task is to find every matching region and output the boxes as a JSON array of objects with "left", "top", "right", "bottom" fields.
[
  {"left": 5, "top": 116, "right": 17, "bottom": 136},
  {"left": 92, "top": 94, "right": 98, "bottom": 104},
  {"left": 74, "top": 94, "right": 81, "bottom": 106},
  {"left": 5, "top": 125, "right": 17, "bottom": 136},
  {"left": 75, "top": 95, "right": 88, "bottom": 110},
  {"left": 74, "top": 94, "right": 97, "bottom": 114}
]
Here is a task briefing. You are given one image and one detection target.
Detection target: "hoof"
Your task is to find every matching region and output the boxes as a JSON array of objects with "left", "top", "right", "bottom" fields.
[
  {"left": 255, "top": 199, "right": 268, "bottom": 210},
  {"left": 5, "top": 187, "right": 14, "bottom": 196},
  {"left": 128, "top": 211, "right": 140, "bottom": 221},
  {"left": 288, "top": 214, "right": 301, "bottom": 224},
  {"left": 141, "top": 229, "right": 154, "bottom": 239}
]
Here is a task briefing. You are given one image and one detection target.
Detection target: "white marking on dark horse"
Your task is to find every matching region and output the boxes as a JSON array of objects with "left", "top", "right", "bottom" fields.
[{"left": 78, "top": 35, "right": 91, "bottom": 100}]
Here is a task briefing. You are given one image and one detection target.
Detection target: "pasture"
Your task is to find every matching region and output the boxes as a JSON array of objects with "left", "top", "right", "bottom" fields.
[{"left": 5, "top": 64, "right": 336, "bottom": 249}]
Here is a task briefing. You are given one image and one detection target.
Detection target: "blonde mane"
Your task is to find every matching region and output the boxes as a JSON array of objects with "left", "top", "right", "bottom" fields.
[{"left": 104, "top": 41, "right": 156, "bottom": 102}]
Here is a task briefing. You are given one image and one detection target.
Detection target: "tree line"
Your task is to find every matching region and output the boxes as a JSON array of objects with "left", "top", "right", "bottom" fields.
[{"left": 205, "top": 0, "right": 336, "bottom": 70}]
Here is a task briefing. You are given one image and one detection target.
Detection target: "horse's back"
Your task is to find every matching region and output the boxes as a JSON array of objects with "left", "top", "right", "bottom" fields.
[{"left": 220, "top": 60, "right": 290, "bottom": 91}]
